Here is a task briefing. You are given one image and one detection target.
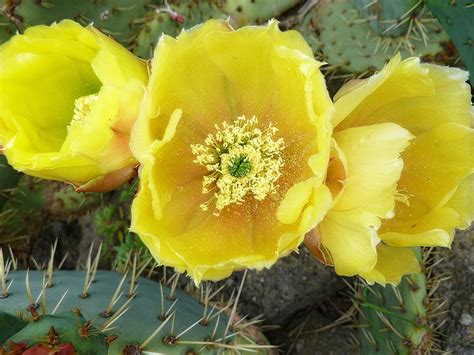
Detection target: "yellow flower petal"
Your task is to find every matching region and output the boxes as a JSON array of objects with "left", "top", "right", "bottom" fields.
[
  {"left": 399, "top": 122, "right": 473, "bottom": 211},
  {"left": 379, "top": 123, "right": 473, "bottom": 246},
  {"left": 319, "top": 209, "right": 380, "bottom": 276},
  {"left": 334, "top": 56, "right": 471, "bottom": 135},
  {"left": 360, "top": 244, "right": 420, "bottom": 285},
  {"left": 130, "top": 20, "right": 234, "bottom": 161},
  {"left": 333, "top": 123, "right": 413, "bottom": 218},
  {"left": 445, "top": 174, "right": 474, "bottom": 228},
  {"left": 380, "top": 201, "right": 462, "bottom": 248}
]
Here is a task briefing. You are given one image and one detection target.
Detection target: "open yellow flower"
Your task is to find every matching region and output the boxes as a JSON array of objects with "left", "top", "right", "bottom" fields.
[
  {"left": 306, "top": 54, "right": 473, "bottom": 285},
  {"left": 130, "top": 20, "right": 334, "bottom": 282},
  {"left": 0, "top": 20, "right": 148, "bottom": 191}
]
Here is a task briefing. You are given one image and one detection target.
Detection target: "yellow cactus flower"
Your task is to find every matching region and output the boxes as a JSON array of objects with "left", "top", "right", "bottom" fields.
[
  {"left": 0, "top": 20, "right": 148, "bottom": 191},
  {"left": 306, "top": 54, "right": 473, "bottom": 285},
  {"left": 130, "top": 20, "right": 334, "bottom": 282}
]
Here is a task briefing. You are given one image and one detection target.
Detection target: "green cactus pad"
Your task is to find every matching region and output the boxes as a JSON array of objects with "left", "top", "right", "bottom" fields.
[
  {"left": 0, "top": 311, "right": 27, "bottom": 342},
  {"left": 1, "top": 270, "right": 266, "bottom": 354},
  {"left": 426, "top": 0, "right": 474, "bottom": 76},
  {"left": 299, "top": 0, "right": 449, "bottom": 75}
]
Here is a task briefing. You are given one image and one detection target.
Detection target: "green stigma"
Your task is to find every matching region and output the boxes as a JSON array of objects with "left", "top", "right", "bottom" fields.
[{"left": 228, "top": 155, "right": 252, "bottom": 178}]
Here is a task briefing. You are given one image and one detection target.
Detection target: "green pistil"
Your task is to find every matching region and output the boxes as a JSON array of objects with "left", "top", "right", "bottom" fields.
[{"left": 228, "top": 155, "right": 252, "bottom": 178}]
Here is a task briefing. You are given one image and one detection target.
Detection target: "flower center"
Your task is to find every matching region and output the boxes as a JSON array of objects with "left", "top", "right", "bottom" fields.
[
  {"left": 71, "top": 94, "right": 98, "bottom": 126},
  {"left": 191, "top": 115, "right": 285, "bottom": 214}
]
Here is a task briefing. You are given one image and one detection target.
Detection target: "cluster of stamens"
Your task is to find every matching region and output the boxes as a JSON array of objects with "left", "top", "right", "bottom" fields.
[
  {"left": 191, "top": 115, "right": 285, "bottom": 215},
  {"left": 70, "top": 94, "right": 98, "bottom": 126}
]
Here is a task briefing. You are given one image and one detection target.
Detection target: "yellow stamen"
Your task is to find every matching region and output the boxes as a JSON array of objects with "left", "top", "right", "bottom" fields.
[
  {"left": 71, "top": 94, "right": 98, "bottom": 126},
  {"left": 191, "top": 115, "right": 285, "bottom": 214}
]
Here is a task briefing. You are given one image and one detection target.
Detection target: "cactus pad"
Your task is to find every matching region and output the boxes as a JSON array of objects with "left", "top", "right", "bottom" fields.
[
  {"left": 0, "top": 268, "right": 271, "bottom": 354},
  {"left": 426, "top": 0, "right": 474, "bottom": 76},
  {"left": 299, "top": 0, "right": 449, "bottom": 75}
]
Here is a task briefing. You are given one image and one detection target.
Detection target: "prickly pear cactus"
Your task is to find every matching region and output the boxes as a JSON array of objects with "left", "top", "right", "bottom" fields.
[
  {"left": 356, "top": 248, "right": 436, "bottom": 354},
  {"left": 426, "top": 0, "right": 474, "bottom": 75},
  {"left": 299, "top": 0, "right": 449, "bottom": 75},
  {"left": 0, "top": 252, "right": 272, "bottom": 354}
]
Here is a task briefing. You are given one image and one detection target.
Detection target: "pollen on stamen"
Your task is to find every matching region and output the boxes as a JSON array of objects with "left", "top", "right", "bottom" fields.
[
  {"left": 191, "top": 115, "right": 285, "bottom": 215},
  {"left": 70, "top": 94, "right": 98, "bottom": 126}
]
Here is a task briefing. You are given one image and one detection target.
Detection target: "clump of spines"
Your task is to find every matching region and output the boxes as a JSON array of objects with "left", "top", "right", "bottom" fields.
[{"left": 0, "top": 244, "right": 274, "bottom": 354}]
